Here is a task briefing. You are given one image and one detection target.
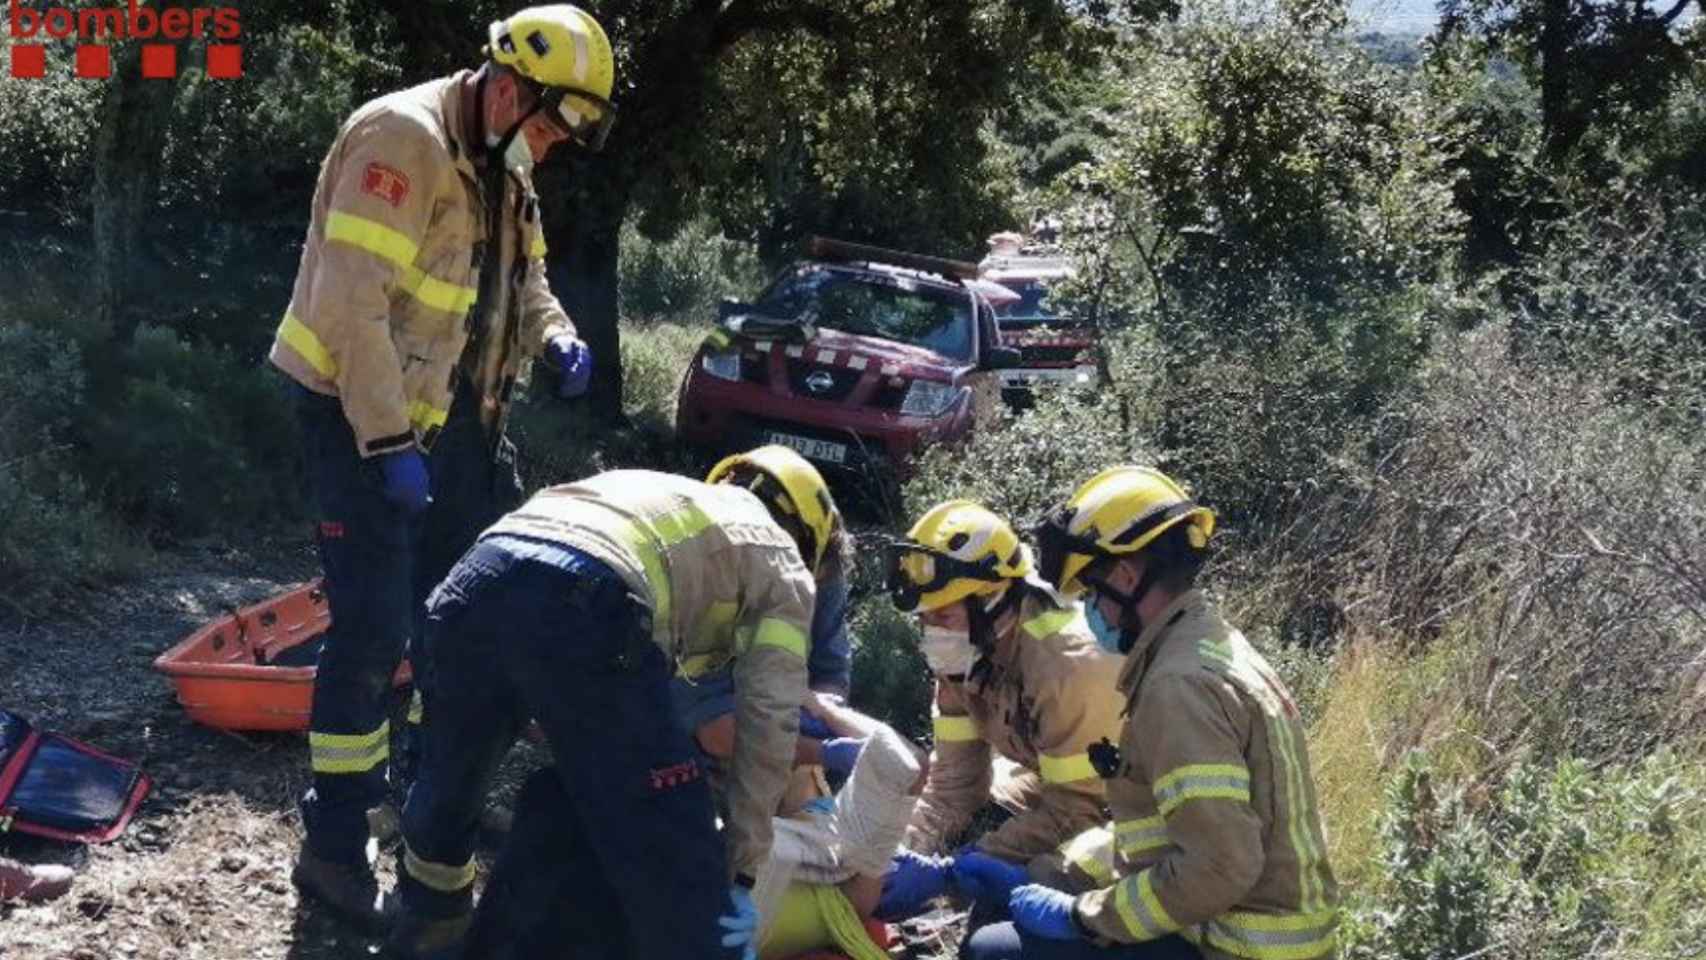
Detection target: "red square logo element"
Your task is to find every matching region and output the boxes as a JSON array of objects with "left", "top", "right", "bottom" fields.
[
  {"left": 206, "top": 44, "right": 242, "bottom": 79},
  {"left": 141, "top": 45, "right": 176, "bottom": 79},
  {"left": 75, "top": 45, "right": 110, "bottom": 79},
  {"left": 361, "top": 162, "right": 411, "bottom": 208},
  {"left": 9, "top": 45, "right": 46, "bottom": 79}
]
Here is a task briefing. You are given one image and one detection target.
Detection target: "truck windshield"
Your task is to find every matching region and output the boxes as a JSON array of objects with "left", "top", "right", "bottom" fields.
[
  {"left": 759, "top": 267, "right": 974, "bottom": 361},
  {"left": 991, "top": 279, "right": 1063, "bottom": 328}
]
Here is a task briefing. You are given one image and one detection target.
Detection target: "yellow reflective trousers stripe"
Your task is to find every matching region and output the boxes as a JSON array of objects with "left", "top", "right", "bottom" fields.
[
  {"left": 529, "top": 231, "right": 547, "bottom": 259},
  {"left": 1153, "top": 763, "right": 1252, "bottom": 816},
  {"left": 309, "top": 722, "right": 389, "bottom": 775},
  {"left": 1039, "top": 751, "right": 1097, "bottom": 784},
  {"left": 1113, "top": 869, "right": 1179, "bottom": 941},
  {"left": 1021, "top": 607, "right": 1077, "bottom": 640},
  {"left": 1202, "top": 908, "right": 1338, "bottom": 960},
  {"left": 279, "top": 311, "right": 337, "bottom": 378},
  {"left": 324, "top": 210, "right": 476, "bottom": 316},
  {"left": 403, "top": 842, "right": 476, "bottom": 893},
  {"left": 932, "top": 713, "right": 979, "bottom": 742}
]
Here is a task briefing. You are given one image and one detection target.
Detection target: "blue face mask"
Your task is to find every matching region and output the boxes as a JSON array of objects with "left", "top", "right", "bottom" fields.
[{"left": 1085, "top": 601, "right": 1125, "bottom": 655}]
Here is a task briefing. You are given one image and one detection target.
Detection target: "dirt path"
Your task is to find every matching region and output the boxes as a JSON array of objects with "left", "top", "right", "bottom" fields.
[{"left": 0, "top": 543, "right": 544, "bottom": 960}]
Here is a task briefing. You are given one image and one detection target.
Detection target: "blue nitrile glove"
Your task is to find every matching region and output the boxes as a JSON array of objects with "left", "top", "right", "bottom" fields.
[
  {"left": 802, "top": 795, "right": 837, "bottom": 816},
  {"left": 820, "top": 737, "right": 865, "bottom": 777},
  {"left": 952, "top": 850, "right": 1030, "bottom": 909},
  {"left": 718, "top": 884, "right": 759, "bottom": 960},
  {"left": 1010, "top": 884, "right": 1081, "bottom": 941},
  {"left": 378, "top": 449, "right": 431, "bottom": 515},
  {"left": 547, "top": 334, "right": 592, "bottom": 398},
  {"left": 874, "top": 850, "right": 954, "bottom": 921},
  {"left": 798, "top": 708, "right": 833, "bottom": 741}
]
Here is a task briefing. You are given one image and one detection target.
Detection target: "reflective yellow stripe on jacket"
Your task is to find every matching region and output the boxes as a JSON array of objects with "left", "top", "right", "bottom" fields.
[
  {"left": 325, "top": 210, "right": 477, "bottom": 315},
  {"left": 1202, "top": 909, "right": 1338, "bottom": 960},
  {"left": 1114, "top": 814, "right": 1169, "bottom": 856},
  {"left": 933, "top": 713, "right": 979, "bottom": 742},
  {"left": 1039, "top": 751, "right": 1097, "bottom": 784},
  {"left": 1021, "top": 607, "right": 1078, "bottom": 641},
  {"left": 1058, "top": 825, "right": 1116, "bottom": 885},
  {"left": 279, "top": 311, "right": 337, "bottom": 378},
  {"left": 746, "top": 617, "right": 807, "bottom": 659},
  {"left": 620, "top": 501, "right": 715, "bottom": 630},
  {"left": 1153, "top": 763, "right": 1252, "bottom": 816},
  {"left": 1113, "top": 869, "right": 1180, "bottom": 941}
]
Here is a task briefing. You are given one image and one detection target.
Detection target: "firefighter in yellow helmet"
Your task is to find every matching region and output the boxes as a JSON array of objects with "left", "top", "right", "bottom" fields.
[
  {"left": 271, "top": 5, "right": 615, "bottom": 931},
  {"left": 870, "top": 500, "right": 1126, "bottom": 933},
  {"left": 962, "top": 467, "right": 1338, "bottom": 960},
  {"left": 387, "top": 446, "right": 842, "bottom": 959}
]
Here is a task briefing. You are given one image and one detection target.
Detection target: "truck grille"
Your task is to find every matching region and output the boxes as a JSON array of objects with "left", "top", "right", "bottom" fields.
[{"left": 786, "top": 360, "right": 861, "bottom": 402}]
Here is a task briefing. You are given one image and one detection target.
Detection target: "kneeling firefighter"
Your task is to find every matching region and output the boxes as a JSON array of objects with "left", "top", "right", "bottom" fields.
[
  {"left": 387, "top": 445, "right": 843, "bottom": 960},
  {"left": 873, "top": 500, "right": 1126, "bottom": 925}
]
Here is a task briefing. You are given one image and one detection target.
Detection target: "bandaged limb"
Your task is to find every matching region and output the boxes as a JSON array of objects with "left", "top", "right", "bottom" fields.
[{"left": 752, "top": 724, "right": 923, "bottom": 933}]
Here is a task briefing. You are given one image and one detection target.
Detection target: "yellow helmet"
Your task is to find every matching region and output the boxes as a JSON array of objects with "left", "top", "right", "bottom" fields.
[
  {"left": 886, "top": 500, "right": 1032, "bottom": 614},
  {"left": 486, "top": 5, "right": 617, "bottom": 150},
  {"left": 1035, "top": 466, "right": 1215, "bottom": 597},
  {"left": 707, "top": 446, "right": 841, "bottom": 574}
]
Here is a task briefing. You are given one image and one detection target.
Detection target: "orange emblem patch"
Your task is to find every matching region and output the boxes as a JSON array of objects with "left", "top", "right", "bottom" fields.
[{"left": 361, "top": 162, "right": 410, "bottom": 207}]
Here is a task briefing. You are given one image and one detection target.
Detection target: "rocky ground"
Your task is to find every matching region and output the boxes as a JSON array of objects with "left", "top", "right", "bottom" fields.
[{"left": 0, "top": 542, "right": 545, "bottom": 960}]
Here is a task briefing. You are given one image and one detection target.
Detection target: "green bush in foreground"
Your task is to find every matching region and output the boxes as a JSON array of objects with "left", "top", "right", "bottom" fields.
[{"left": 1343, "top": 750, "right": 1706, "bottom": 960}]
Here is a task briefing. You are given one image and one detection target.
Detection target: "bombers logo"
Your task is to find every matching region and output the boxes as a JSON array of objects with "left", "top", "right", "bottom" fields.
[{"left": 6, "top": 0, "right": 242, "bottom": 79}]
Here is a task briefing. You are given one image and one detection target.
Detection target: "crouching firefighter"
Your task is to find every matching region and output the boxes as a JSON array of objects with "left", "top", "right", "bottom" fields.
[
  {"left": 271, "top": 4, "right": 615, "bottom": 928},
  {"left": 963, "top": 466, "right": 1339, "bottom": 960},
  {"left": 871, "top": 500, "right": 1126, "bottom": 928},
  {"left": 386, "top": 445, "right": 846, "bottom": 960}
]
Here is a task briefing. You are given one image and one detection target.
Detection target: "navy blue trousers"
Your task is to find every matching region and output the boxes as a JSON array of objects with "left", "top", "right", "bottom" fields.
[
  {"left": 398, "top": 536, "right": 738, "bottom": 960},
  {"left": 294, "top": 385, "right": 520, "bottom": 865},
  {"left": 963, "top": 924, "right": 1202, "bottom": 960}
]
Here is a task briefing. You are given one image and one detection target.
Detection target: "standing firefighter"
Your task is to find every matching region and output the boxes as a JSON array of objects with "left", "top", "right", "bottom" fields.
[
  {"left": 387, "top": 446, "right": 843, "bottom": 960},
  {"left": 964, "top": 466, "right": 1338, "bottom": 960},
  {"left": 873, "top": 500, "right": 1125, "bottom": 927},
  {"left": 269, "top": 5, "right": 615, "bottom": 927}
]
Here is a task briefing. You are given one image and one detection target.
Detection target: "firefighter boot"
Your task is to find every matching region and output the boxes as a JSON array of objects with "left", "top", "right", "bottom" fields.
[
  {"left": 384, "top": 905, "right": 473, "bottom": 960},
  {"left": 292, "top": 847, "right": 395, "bottom": 935}
]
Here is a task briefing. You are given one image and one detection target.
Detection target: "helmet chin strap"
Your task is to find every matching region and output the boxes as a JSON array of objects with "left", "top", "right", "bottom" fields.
[
  {"left": 1090, "top": 562, "right": 1162, "bottom": 655},
  {"left": 480, "top": 70, "right": 548, "bottom": 168}
]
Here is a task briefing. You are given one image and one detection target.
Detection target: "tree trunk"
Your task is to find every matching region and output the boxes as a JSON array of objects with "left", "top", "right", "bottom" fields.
[
  {"left": 540, "top": 152, "right": 631, "bottom": 421},
  {"left": 1537, "top": 0, "right": 1577, "bottom": 163},
  {"left": 92, "top": 39, "right": 179, "bottom": 349}
]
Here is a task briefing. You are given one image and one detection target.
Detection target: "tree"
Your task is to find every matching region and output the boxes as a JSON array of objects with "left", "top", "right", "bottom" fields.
[
  {"left": 367, "top": 0, "right": 1137, "bottom": 417},
  {"left": 1437, "top": 0, "right": 1704, "bottom": 163}
]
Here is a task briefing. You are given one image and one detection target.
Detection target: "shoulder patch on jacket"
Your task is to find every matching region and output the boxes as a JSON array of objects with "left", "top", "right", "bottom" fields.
[{"left": 362, "top": 162, "right": 411, "bottom": 207}]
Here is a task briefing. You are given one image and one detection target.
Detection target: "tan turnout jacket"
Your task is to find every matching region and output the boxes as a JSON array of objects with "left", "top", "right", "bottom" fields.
[
  {"left": 904, "top": 589, "right": 1124, "bottom": 863},
  {"left": 1061, "top": 591, "right": 1339, "bottom": 960},
  {"left": 269, "top": 70, "right": 572, "bottom": 457},
  {"left": 484, "top": 471, "right": 813, "bottom": 879}
]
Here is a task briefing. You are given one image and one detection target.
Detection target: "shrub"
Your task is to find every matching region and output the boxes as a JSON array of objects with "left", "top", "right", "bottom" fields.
[{"left": 619, "top": 217, "right": 768, "bottom": 325}]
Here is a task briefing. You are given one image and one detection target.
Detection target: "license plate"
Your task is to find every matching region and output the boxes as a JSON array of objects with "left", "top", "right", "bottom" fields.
[{"left": 765, "top": 431, "right": 847, "bottom": 465}]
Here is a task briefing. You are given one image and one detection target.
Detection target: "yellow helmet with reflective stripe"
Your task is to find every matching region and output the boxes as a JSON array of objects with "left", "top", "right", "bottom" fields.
[
  {"left": 486, "top": 5, "right": 616, "bottom": 148},
  {"left": 1036, "top": 466, "right": 1215, "bottom": 597},
  {"left": 707, "top": 445, "right": 840, "bottom": 574},
  {"left": 886, "top": 500, "right": 1032, "bottom": 614}
]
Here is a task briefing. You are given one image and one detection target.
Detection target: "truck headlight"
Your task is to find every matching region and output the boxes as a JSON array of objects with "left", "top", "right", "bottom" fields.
[
  {"left": 700, "top": 352, "right": 741, "bottom": 382},
  {"left": 900, "top": 380, "right": 966, "bottom": 417}
]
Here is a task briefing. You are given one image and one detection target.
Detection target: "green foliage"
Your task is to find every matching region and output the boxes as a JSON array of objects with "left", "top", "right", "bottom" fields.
[
  {"left": 0, "top": 40, "right": 102, "bottom": 219},
  {"left": 76, "top": 326, "right": 303, "bottom": 538},
  {"left": 619, "top": 217, "right": 767, "bottom": 324},
  {"left": 1342, "top": 750, "right": 1706, "bottom": 960},
  {"left": 846, "top": 586, "right": 933, "bottom": 743},
  {"left": 0, "top": 322, "right": 145, "bottom": 611}
]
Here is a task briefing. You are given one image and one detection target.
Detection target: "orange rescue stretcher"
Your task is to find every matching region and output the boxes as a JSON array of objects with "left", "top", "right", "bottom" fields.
[{"left": 153, "top": 580, "right": 410, "bottom": 732}]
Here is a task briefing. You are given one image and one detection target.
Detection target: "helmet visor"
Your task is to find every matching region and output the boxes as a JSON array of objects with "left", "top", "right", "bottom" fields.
[
  {"left": 883, "top": 539, "right": 1004, "bottom": 613},
  {"left": 530, "top": 82, "right": 617, "bottom": 152}
]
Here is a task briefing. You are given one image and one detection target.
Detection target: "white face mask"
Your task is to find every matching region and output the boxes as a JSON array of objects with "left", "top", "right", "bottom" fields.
[
  {"left": 487, "top": 131, "right": 535, "bottom": 173},
  {"left": 920, "top": 625, "right": 978, "bottom": 677}
]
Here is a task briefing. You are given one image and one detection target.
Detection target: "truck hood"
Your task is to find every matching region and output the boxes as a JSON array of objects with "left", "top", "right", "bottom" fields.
[{"left": 749, "top": 325, "right": 970, "bottom": 382}]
